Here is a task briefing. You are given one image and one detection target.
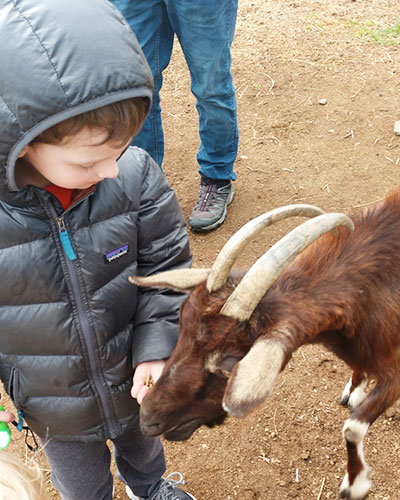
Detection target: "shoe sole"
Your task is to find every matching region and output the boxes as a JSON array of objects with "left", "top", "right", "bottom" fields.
[
  {"left": 189, "top": 188, "right": 235, "bottom": 232},
  {"left": 184, "top": 493, "right": 198, "bottom": 500},
  {"left": 126, "top": 486, "right": 142, "bottom": 500},
  {"left": 127, "top": 484, "right": 198, "bottom": 500}
]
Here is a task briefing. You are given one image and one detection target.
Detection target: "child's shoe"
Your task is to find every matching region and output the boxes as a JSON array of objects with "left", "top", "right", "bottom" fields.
[{"left": 126, "top": 472, "right": 197, "bottom": 500}]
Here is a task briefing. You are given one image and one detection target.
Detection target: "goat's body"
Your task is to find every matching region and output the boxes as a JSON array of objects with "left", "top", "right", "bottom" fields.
[
  {"left": 240, "top": 194, "right": 400, "bottom": 499},
  {"left": 263, "top": 193, "right": 400, "bottom": 375},
  {"left": 138, "top": 193, "right": 400, "bottom": 500}
]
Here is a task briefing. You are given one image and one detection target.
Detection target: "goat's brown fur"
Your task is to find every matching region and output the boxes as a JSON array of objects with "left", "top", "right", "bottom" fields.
[{"left": 138, "top": 192, "right": 400, "bottom": 499}]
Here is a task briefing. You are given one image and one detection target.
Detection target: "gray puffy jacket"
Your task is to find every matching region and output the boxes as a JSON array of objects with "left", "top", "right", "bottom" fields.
[{"left": 0, "top": 0, "right": 191, "bottom": 441}]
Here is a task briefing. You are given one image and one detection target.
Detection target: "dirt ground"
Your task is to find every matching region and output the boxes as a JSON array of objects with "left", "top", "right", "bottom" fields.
[{"left": 4, "top": 0, "right": 400, "bottom": 499}]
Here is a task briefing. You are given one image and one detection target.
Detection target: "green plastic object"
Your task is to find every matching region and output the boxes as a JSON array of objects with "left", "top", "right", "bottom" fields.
[{"left": 0, "top": 405, "right": 12, "bottom": 449}]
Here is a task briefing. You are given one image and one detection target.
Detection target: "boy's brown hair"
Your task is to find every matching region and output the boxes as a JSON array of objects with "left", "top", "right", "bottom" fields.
[{"left": 33, "top": 97, "right": 150, "bottom": 146}]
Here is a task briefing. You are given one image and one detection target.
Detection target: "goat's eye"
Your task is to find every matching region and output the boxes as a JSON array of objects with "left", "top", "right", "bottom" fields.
[{"left": 216, "top": 369, "right": 231, "bottom": 379}]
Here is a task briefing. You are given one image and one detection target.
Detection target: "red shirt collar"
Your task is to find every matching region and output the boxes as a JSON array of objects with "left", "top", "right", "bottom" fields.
[{"left": 43, "top": 184, "right": 74, "bottom": 210}]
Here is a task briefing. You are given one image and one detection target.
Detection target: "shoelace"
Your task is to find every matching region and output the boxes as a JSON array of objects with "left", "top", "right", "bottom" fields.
[
  {"left": 153, "top": 472, "right": 185, "bottom": 499},
  {"left": 195, "top": 184, "right": 231, "bottom": 212}
]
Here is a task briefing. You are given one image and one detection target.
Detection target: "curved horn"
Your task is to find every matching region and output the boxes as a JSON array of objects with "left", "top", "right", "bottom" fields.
[
  {"left": 206, "top": 204, "right": 325, "bottom": 292},
  {"left": 220, "top": 213, "right": 354, "bottom": 321},
  {"left": 129, "top": 268, "right": 210, "bottom": 293}
]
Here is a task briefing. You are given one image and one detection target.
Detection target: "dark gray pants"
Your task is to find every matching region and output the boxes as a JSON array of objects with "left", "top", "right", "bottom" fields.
[{"left": 40, "top": 417, "right": 166, "bottom": 500}]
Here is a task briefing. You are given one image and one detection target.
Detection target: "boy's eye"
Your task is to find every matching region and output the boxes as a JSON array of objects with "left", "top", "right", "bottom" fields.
[{"left": 81, "top": 164, "right": 95, "bottom": 169}]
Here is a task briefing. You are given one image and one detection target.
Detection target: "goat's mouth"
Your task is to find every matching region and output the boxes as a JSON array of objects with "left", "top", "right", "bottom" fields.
[
  {"left": 164, "top": 414, "right": 227, "bottom": 441},
  {"left": 163, "top": 418, "right": 204, "bottom": 441},
  {"left": 141, "top": 416, "right": 225, "bottom": 441},
  {"left": 140, "top": 402, "right": 228, "bottom": 441},
  {"left": 140, "top": 414, "right": 202, "bottom": 440}
]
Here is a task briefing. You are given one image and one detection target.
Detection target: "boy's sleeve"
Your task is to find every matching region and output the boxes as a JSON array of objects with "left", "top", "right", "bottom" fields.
[{"left": 132, "top": 152, "right": 192, "bottom": 367}]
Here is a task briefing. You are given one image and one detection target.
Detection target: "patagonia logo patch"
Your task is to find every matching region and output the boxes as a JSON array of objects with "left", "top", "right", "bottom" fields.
[{"left": 105, "top": 243, "right": 129, "bottom": 263}]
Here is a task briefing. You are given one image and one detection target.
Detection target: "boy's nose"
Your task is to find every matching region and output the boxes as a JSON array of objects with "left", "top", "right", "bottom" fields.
[{"left": 97, "top": 162, "right": 119, "bottom": 179}]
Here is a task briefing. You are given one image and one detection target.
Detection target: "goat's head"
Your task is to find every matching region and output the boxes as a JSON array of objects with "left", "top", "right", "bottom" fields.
[
  {"left": 135, "top": 276, "right": 253, "bottom": 440},
  {"left": 130, "top": 205, "right": 354, "bottom": 441}
]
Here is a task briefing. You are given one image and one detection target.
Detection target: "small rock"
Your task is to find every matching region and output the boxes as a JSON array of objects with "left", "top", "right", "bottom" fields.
[
  {"left": 394, "top": 121, "right": 400, "bottom": 136},
  {"left": 301, "top": 450, "right": 310, "bottom": 460},
  {"left": 318, "top": 98, "right": 328, "bottom": 105},
  {"left": 385, "top": 406, "right": 396, "bottom": 418}
]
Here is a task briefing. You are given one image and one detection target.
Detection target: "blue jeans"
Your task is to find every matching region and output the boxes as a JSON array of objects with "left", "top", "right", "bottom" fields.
[{"left": 111, "top": 0, "right": 238, "bottom": 181}]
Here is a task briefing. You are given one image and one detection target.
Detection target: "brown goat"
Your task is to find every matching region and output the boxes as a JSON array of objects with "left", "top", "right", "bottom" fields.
[{"left": 130, "top": 193, "right": 400, "bottom": 500}]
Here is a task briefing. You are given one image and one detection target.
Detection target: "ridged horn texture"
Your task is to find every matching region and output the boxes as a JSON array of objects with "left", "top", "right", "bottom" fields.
[
  {"left": 220, "top": 213, "right": 355, "bottom": 321},
  {"left": 129, "top": 268, "right": 210, "bottom": 292},
  {"left": 206, "top": 204, "right": 325, "bottom": 293}
]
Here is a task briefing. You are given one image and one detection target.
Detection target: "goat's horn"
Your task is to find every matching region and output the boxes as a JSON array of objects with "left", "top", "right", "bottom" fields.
[
  {"left": 206, "top": 204, "right": 325, "bottom": 292},
  {"left": 220, "top": 213, "right": 354, "bottom": 321},
  {"left": 129, "top": 268, "right": 210, "bottom": 292}
]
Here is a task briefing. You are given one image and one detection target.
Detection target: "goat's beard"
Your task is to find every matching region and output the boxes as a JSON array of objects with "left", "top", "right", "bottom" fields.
[
  {"left": 163, "top": 413, "right": 228, "bottom": 441},
  {"left": 205, "top": 413, "right": 227, "bottom": 429}
]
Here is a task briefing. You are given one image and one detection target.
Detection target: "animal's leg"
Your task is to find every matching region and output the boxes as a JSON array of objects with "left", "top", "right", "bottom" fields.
[
  {"left": 339, "top": 419, "right": 371, "bottom": 500},
  {"left": 339, "top": 382, "right": 400, "bottom": 500},
  {"left": 340, "top": 371, "right": 367, "bottom": 411}
]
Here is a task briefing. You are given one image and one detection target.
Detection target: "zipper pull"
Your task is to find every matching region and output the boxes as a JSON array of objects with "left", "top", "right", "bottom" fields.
[
  {"left": 57, "top": 216, "right": 77, "bottom": 261},
  {"left": 16, "top": 408, "right": 24, "bottom": 432}
]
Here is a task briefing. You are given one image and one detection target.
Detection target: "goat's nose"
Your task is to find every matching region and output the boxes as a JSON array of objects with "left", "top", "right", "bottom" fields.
[{"left": 139, "top": 406, "right": 161, "bottom": 435}]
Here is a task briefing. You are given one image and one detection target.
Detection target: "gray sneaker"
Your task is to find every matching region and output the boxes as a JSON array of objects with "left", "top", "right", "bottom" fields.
[
  {"left": 126, "top": 472, "right": 196, "bottom": 500},
  {"left": 188, "top": 176, "right": 234, "bottom": 232}
]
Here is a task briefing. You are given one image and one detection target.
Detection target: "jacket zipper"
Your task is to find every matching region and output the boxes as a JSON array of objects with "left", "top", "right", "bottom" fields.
[
  {"left": 49, "top": 204, "right": 119, "bottom": 438},
  {"left": 57, "top": 216, "right": 77, "bottom": 261},
  {"left": 8, "top": 367, "right": 24, "bottom": 431}
]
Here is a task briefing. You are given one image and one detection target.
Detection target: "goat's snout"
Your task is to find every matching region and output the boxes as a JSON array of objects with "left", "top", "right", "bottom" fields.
[{"left": 139, "top": 405, "right": 162, "bottom": 437}]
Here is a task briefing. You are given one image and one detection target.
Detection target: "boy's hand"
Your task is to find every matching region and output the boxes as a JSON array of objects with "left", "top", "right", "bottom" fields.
[
  {"left": 0, "top": 408, "right": 15, "bottom": 424},
  {"left": 131, "top": 360, "right": 166, "bottom": 404}
]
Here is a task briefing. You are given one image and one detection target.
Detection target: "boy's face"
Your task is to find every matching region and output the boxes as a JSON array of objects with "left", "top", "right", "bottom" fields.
[{"left": 19, "top": 127, "right": 131, "bottom": 189}]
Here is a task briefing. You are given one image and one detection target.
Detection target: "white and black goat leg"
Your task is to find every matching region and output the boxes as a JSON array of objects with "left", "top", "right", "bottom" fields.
[
  {"left": 339, "top": 381, "right": 400, "bottom": 500},
  {"left": 340, "top": 371, "right": 368, "bottom": 412},
  {"left": 339, "top": 418, "right": 371, "bottom": 500}
]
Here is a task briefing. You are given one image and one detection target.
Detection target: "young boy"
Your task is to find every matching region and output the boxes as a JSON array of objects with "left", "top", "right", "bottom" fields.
[{"left": 0, "top": 1, "right": 195, "bottom": 499}]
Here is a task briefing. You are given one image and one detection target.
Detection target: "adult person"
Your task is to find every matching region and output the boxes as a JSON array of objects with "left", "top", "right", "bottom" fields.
[{"left": 111, "top": 0, "right": 239, "bottom": 232}]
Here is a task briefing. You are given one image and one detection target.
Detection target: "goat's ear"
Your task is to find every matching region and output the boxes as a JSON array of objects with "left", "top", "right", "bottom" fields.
[
  {"left": 222, "top": 338, "right": 285, "bottom": 417},
  {"left": 213, "top": 355, "right": 242, "bottom": 379},
  {"left": 219, "top": 355, "right": 241, "bottom": 373},
  {"left": 129, "top": 268, "right": 210, "bottom": 293}
]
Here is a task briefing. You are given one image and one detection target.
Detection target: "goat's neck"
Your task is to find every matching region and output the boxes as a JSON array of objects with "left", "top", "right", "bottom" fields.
[{"left": 253, "top": 277, "right": 350, "bottom": 357}]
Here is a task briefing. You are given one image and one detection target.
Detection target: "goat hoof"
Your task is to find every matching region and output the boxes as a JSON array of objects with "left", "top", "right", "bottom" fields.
[
  {"left": 339, "top": 470, "right": 372, "bottom": 500},
  {"left": 339, "top": 488, "right": 370, "bottom": 500},
  {"left": 339, "top": 491, "right": 369, "bottom": 500}
]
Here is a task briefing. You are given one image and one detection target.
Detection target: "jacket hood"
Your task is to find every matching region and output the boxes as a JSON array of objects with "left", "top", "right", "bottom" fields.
[{"left": 0, "top": 0, "right": 153, "bottom": 197}]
